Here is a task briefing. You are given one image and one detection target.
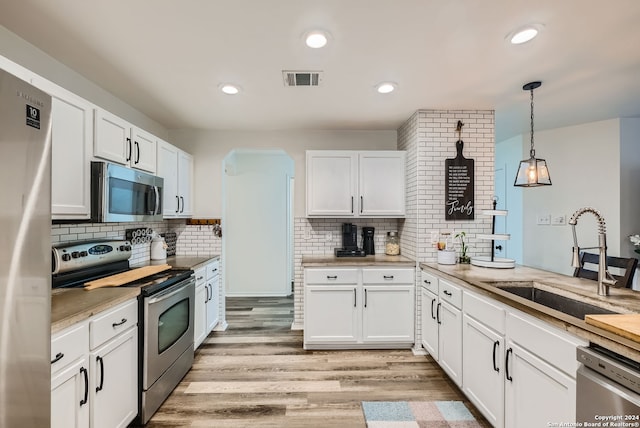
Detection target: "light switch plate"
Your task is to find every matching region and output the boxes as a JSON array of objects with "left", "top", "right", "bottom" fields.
[
  {"left": 325, "top": 232, "right": 332, "bottom": 242},
  {"left": 552, "top": 215, "right": 567, "bottom": 226},
  {"left": 537, "top": 214, "right": 551, "bottom": 225}
]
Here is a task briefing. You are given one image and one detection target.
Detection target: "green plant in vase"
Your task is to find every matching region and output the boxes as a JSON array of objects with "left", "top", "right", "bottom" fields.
[{"left": 455, "top": 231, "right": 470, "bottom": 264}]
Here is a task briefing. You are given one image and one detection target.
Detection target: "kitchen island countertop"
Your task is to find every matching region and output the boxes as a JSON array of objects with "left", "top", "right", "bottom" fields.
[{"left": 420, "top": 262, "right": 640, "bottom": 362}]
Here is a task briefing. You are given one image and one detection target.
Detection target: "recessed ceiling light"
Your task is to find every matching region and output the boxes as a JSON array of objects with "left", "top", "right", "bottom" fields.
[
  {"left": 376, "top": 82, "right": 397, "bottom": 94},
  {"left": 305, "top": 31, "right": 329, "bottom": 49},
  {"left": 220, "top": 84, "right": 240, "bottom": 95},
  {"left": 507, "top": 24, "right": 543, "bottom": 45}
]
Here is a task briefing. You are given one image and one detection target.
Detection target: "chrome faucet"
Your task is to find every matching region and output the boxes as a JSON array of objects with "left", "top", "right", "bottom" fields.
[{"left": 568, "top": 207, "right": 617, "bottom": 296}]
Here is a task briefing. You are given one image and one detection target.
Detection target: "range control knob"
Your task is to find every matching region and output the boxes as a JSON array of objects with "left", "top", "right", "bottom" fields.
[
  {"left": 80, "top": 251, "right": 88, "bottom": 257},
  {"left": 61, "top": 254, "right": 71, "bottom": 262},
  {"left": 71, "top": 251, "right": 80, "bottom": 259},
  {"left": 120, "top": 245, "right": 131, "bottom": 252}
]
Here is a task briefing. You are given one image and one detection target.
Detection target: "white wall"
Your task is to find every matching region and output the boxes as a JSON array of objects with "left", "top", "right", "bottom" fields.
[
  {"left": 500, "top": 119, "right": 636, "bottom": 276},
  {"left": 223, "top": 150, "right": 293, "bottom": 296},
  {"left": 620, "top": 118, "right": 640, "bottom": 260},
  {"left": 168, "top": 129, "right": 397, "bottom": 218},
  {"left": 496, "top": 134, "right": 525, "bottom": 264},
  {"left": 0, "top": 25, "right": 167, "bottom": 138}
]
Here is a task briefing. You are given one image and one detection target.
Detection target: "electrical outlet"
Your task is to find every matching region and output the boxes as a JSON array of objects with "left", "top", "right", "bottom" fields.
[
  {"left": 304, "top": 228, "right": 311, "bottom": 240},
  {"left": 537, "top": 214, "right": 551, "bottom": 225},
  {"left": 430, "top": 231, "right": 438, "bottom": 244},
  {"left": 325, "top": 232, "right": 332, "bottom": 242},
  {"left": 552, "top": 215, "right": 567, "bottom": 226}
]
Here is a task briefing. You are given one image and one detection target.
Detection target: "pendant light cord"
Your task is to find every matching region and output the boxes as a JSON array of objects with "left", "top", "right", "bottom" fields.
[{"left": 529, "top": 87, "right": 535, "bottom": 158}]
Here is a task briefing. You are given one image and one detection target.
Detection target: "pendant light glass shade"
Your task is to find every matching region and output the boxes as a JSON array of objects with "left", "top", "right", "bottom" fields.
[
  {"left": 514, "top": 81, "right": 552, "bottom": 187},
  {"left": 514, "top": 154, "right": 551, "bottom": 186}
]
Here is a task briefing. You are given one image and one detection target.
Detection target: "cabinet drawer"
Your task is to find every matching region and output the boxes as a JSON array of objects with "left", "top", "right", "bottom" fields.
[
  {"left": 507, "top": 310, "right": 587, "bottom": 376},
  {"left": 51, "top": 321, "right": 88, "bottom": 374},
  {"left": 305, "top": 268, "right": 358, "bottom": 285},
  {"left": 439, "top": 279, "right": 462, "bottom": 309},
  {"left": 206, "top": 260, "right": 219, "bottom": 279},
  {"left": 420, "top": 270, "right": 439, "bottom": 294},
  {"left": 463, "top": 290, "right": 506, "bottom": 335},
  {"left": 194, "top": 266, "right": 206, "bottom": 286},
  {"left": 362, "top": 268, "right": 414, "bottom": 284},
  {"left": 89, "top": 299, "right": 138, "bottom": 350}
]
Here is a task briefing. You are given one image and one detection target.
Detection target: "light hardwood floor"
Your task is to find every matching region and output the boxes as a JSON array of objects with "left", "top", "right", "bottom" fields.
[{"left": 146, "top": 296, "right": 490, "bottom": 427}]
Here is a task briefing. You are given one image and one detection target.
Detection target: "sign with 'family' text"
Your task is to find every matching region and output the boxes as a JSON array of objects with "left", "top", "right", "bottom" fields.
[{"left": 445, "top": 140, "right": 474, "bottom": 220}]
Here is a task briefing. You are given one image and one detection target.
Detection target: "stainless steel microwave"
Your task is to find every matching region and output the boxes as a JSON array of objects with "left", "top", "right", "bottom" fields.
[{"left": 91, "top": 161, "right": 163, "bottom": 222}]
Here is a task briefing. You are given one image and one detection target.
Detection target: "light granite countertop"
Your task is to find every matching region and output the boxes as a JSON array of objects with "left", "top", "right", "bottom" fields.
[
  {"left": 51, "top": 287, "right": 140, "bottom": 334},
  {"left": 420, "top": 262, "right": 640, "bottom": 362},
  {"left": 302, "top": 254, "right": 415, "bottom": 266},
  {"left": 147, "top": 254, "right": 220, "bottom": 270},
  {"left": 52, "top": 254, "right": 220, "bottom": 333}
]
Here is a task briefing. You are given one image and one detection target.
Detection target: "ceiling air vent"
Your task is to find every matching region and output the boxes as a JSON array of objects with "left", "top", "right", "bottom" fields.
[{"left": 282, "top": 70, "right": 323, "bottom": 87}]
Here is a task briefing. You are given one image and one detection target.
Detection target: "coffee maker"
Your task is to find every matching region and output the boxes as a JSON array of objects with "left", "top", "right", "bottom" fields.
[
  {"left": 362, "top": 227, "right": 375, "bottom": 255},
  {"left": 334, "top": 223, "right": 365, "bottom": 257}
]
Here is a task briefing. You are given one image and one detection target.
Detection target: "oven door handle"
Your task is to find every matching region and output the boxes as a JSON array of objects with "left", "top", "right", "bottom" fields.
[{"left": 147, "top": 278, "right": 194, "bottom": 304}]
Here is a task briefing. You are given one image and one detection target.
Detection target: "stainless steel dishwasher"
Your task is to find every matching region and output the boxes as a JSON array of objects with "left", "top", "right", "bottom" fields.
[{"left": 576, "top": 344, "right": 640, "bottom": 424}]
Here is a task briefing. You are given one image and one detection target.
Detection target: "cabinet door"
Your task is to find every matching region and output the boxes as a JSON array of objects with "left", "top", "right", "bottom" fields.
[
  {"left": 51, "top": 357, "right": 90, "bottom": 428},
  {"left": 157, "top": 140, "right": 180, "bottom": 217},
  {"left": 206, "top": 276, "right": 220, "bottom": 333},
  {"left": 462, "top": 314, "right": 505, "bottom": 428},
  {"left": 438, "top": 300, "right": 462, "bottom": 387},
  {"left": 362, "top": 285, "right": 414, "bottom": 343},
  {"left": 421, "top": 288, "right": 439, "bottom": 359},
  {"left": 130, "top": 127, "right": 156, "bottom": 173},
  {"left": 90, "top": 327, "right": 138, "bottom": 428},
  {"left": 306, "top": 151, "right": 357, "bottom": 216},
  {"left": 177, "top": 150, "right": 193, "bottom": 216},
  {"left": 358, "top": 151, "right": 405, "bottom": 216},
  {"left": 45, "top": 87, "right": 93, "bottom": 220},
  {"left": 504, "top": 342, "right": 576, "bottom": 428},
  {"left": 194, "top": 283, "right": 207, "bottom": 349},
  {"left": 94, "top": 109, "right": 130, "bottom": 165},
  {"left": 304, "top": 285, "right": 359, "bottom": 344}
]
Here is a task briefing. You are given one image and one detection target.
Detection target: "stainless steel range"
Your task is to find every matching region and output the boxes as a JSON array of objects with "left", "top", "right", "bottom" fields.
[{"left": 52, "top": 239, "right": 195, "bottom": 425}]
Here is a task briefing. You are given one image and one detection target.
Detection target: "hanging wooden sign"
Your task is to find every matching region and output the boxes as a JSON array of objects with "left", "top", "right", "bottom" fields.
[{"left": 445, "top": 121, "right": 474, "bottom": 220}]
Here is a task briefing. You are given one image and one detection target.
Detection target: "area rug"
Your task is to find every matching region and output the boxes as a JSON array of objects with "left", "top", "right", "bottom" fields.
[{"left": 362, "top": 400, "right": 483, "bottom": 427}]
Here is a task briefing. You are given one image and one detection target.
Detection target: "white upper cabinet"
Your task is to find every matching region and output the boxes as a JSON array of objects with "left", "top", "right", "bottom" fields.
[
  {"left": 31, "top": 76, "right": 93, "bottom": 220},
  {"left": 156, "top": 139, "right": 193, "bottom": 218},
  {"left": 94, "top": 108, "right": 156, "bottom": 173},
  {"left": 359, "top": 152, "right": 406, "bottom": 216},
  {"left": 306, "top": 150, "right": 405, "bottom": 217}
]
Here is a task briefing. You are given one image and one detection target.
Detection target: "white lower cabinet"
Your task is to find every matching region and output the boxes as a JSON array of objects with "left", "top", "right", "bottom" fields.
[
  {"left": 305, "top": 285, "right": 359, "bottom": 345},
  {"left": 304, "top": 266, "right": 414, "bottom": 349},
  {"left": 51, "top": 322, "right": 90, "bottom": 428},
  {"left": 428, "top": 273, "right": 589, "bottom": 428},
  {"left": 194, "top": 259, "right": 221, "bottom": 350},
  {"left": 206, "top": 260, "right": 220, "bottom": 333},
  {"left": 419, "top": 270, "right": 463, "bottom": 387},
  {"left": 90, "top": 328, "right": 138, "bottom": 428},
  {"left": 194, "top": 266, "right": 207, "bottom": 349},
  {"left": 462, "top": 291, "right": 506, "bottom": 427},
  {"left": 51, "top": 298, "right": 138, "bottom": 428}
]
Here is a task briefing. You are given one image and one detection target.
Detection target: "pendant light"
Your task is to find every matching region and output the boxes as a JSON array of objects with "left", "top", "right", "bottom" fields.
[{"left": 514, "top": 81, "right": 552, "bottom": 187}]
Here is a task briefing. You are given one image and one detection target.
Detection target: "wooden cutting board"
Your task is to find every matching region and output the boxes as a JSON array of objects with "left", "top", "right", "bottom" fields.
[
  {"left": 585, "top": 314, "right": 640, "bottom": 343},
  {"left": 84, "top": 264, "right": 171, "bottom": 290}
]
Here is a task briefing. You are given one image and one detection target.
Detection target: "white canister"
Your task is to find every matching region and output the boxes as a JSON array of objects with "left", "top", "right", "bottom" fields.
[
  {"left": 150, "top": 236, "right": 167, "bottom": 260},
  {"left": 437, "top": 250, "right": 456, "bottom": 265}
]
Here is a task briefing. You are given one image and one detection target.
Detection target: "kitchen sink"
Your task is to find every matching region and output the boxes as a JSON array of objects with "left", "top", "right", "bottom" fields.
[{"left": 484, "top": 281, "right": 618, "bottom": 319}]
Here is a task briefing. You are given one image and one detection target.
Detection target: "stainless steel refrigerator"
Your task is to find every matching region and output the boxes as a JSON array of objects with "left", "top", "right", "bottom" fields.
[{"left": 0, "top": 68, "right": 52, "bottom": 427}]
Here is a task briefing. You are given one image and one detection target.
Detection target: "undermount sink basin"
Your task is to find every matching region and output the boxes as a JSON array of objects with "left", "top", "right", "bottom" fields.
[{"left": 484, "top": 281, "right": 618, "bottom": 319}]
